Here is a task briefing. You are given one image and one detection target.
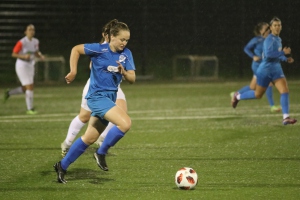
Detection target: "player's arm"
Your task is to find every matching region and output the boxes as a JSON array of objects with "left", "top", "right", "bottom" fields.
[
  {"left": 243, "top": 38, "right": 255, "bottom": 58},
  {"left": 11, "top": 41, "right": 31, "bottom": 60},
  {"left": 117, "top": 61, "right": 135, "bottom": 84},
  {"left": 35, "top": 51, "right": 45, "bottom": 60},
  {"left": 264, "top": 39, "right": 288, "bottom": 60},
  {"left": 65, "top": 44, "right": 85, "bottom": 84}
]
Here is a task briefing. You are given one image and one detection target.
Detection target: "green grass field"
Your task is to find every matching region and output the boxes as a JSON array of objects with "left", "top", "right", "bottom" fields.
[{"left": 0, "top": 81, "right": 299, "bottom": 200}]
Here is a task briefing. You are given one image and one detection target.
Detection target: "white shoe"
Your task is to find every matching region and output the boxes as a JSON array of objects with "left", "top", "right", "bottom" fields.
[
  {"left": 94, "top": 136, "right": 105, "bottom": 147},
  {"left": 61, "top": 142, "right": 70, "bottom": 158}
]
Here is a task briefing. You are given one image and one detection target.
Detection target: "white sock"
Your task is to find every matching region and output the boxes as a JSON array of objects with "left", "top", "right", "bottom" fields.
[
  {"left": 25, "top": 90, "right": 34, "bottom": 110},
  {"left": 100, "top": 122, "right": 115, "bottom": 139},
  {"left": 283, "top": 114, "right": 289, "bottom": 120},
  {"left": 64, "top": 115, "right": 86, "bottom": 146},
  {"left": 9, "top": 86, "right": 23, "bottom": 95}
]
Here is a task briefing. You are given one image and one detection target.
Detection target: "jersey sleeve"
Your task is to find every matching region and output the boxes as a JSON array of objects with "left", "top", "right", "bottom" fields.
[
  {"left": 264, "top": 37, "right": 286, "bottom": 61},
  {"left": 124, "top": 50, "right": 135, "bottom": 71},
  {"left": 84, "top": 43, "right": 101, "bottom": 56},
  {"left": 13, "top": 41, "right": 22, "bottom": 53},
  {"left": 243, "top": 37, "right": 256, "bottom": 58}
]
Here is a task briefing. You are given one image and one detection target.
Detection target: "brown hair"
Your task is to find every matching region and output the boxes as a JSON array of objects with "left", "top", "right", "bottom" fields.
[
  {"left": 100, "top": 19, "right": 118, "bottom": 43},
  {"left": 253, "top": 22, "right": 268, "bottom": 36},
  {"left": 269, "top": 17, "right": 281, "bottom": 26},
  {"left": 109, "top": 21, "right": 130, "bottom": 42}
]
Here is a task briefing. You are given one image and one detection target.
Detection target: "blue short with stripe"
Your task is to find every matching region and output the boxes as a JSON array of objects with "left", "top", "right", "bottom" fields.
[{"left": 87, "top": 91, "right": 117, "bottom": 126}]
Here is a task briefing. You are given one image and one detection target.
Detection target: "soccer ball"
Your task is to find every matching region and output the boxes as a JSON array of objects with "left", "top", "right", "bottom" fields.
[{"left": 175, "top": 167, "right": 198, "bottom": 190}]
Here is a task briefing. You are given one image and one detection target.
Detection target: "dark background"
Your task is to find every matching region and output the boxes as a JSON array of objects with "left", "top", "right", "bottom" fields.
[{"left": 1, "top": 0, "right": 299, "bottom": 83}]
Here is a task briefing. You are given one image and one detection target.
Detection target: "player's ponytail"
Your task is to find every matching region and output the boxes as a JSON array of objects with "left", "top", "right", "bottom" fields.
[{"left": 100, "top": 19, "right": 119, "bottom": 43}]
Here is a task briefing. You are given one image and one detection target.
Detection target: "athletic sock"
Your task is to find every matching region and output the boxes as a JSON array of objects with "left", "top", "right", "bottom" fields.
[
  {"left": 240, "top": 90, "right": 256, "bottom": 100},
  {"left": 238, "top": 85, "right": 251, "bottom": 94},
  {"left": 25, "top": 90, "right": 34, "bottom": 110},
  {"left": 8, "top": 86, "right": 23, "bottom": 95},
  {"left": 280, "top": 93, "right": 289, "bottom": 117},
  {"left": 100, "top": 122, "right": 115, "bottom": 139},
  {"left": 266, "top": 86, "right": 274, "bottom": 107},
  {"left": 97, "top": 126, "right": 125, "bottom": 155},
  {"left": 61, "top": 137, "right": 88, "bottom": 170},
  {"left": 65, "top": 115, "right": 86, "bottom": 146}
]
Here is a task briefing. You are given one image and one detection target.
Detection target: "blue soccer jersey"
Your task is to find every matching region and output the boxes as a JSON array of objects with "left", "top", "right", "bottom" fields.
[
  {"left": 243, "top": 36, "right": 264, "bottom": 74},
  {"left": 256, "top": 34, "right": 287, "bottom": 87},
  {"left": 84, "top": 43, "right": 135, "bottom": 98}
]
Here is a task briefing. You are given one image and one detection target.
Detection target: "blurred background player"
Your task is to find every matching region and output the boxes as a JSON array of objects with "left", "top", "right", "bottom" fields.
[
  {"left": 232, "top": 17, "right": 297, "bottom": 125},
  {"left": 4, "top": 24, "right": 44, "bottom": 114},
  {"left": 230, "top": 22, "right": 281, "bottom": 112},
  {"left": 54, "top": 21, "right": 136, "bottom": 183},
  {"left": 60, "top": 19, "right": 128, "bottom": 157}
]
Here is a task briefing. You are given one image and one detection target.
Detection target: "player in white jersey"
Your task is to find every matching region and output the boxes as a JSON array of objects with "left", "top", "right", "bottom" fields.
[
  {"left": 60, "top": 19, "right": 128, "bottom": 157},
  {"left": 4, "top": 24, "right": 44, "bottom": 114}
]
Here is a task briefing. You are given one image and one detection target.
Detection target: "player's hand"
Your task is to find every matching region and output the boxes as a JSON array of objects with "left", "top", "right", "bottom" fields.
[
  {"left": 253, "top": 56, "right": 261, "bottom": 62},
  {"left": 287, "top": 57, "right": 294, "bottom": 63},
  {"left": 23, "top": 54, "right": 31, "bottom": 60},
  {"left": 283, "top": 47, "right": 291, "bottom": 55},
  {"left": 65, "top": 72, "right": 76, "bottom": 84},
  {"left": 116, "top": 61, "right": 126, "bottom": 75}
]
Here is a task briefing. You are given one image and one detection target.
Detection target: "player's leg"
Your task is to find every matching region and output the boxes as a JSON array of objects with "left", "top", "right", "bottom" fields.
[
  {"left": 55, "top": 116, "right": 106, "bottom": 183},
  {"left": 94, "top": 105, "right": 131, "bottom": 171},
  {"left": 3, "top": 86, "right": 24, "bottom": 103},
  {"left": 15, "top": 62, "right": 36, "bottom": 114},
  {"left": 61, "top": 107, "right": 91, "bottom": 157},
  {"left": 24, "top": 84, "right": 36, "bottom": 114},
  {"left": 273, "top": 78, "right": 297, "bottom": 125},
  {"left": 231, "top": 76, "right": 267, "bottom": 108},
  {"left": 96, "top": 87, "right": 127, "bottom": 146},
  {"left": 266, "top": 83, "right": 281, "bottom": 112},
  {"left": 61, "top": 79, "right": 91, "bottom": 157}
]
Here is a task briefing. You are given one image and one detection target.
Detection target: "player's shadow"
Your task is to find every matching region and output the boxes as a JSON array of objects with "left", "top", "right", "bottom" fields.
[{"left": 41, "top": 168, "right": 114, "bottom": 185}]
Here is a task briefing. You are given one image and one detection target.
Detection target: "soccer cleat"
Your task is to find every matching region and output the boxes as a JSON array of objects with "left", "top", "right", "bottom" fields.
[
  {"left": 26, "top": 109, "right": 37, "bottom": 115},
  {"left": 270, "top": 105, "right": 281, "bottom": 113},
  {"left": 94, "top": 136, "right": 105, "bottom": 147},
  {"left": 3, "top": 89, "right": 10, "bottom": 103},
  {"left": 282, "top": 117, "right": 297, "bottom": 125},
  {"left": 53, "top": 162, "right": 67, "bottom": 184},
  {"left": 94, "top": 152, "right": 109, "bottom": 171},
  {"left": 61, "top": 142, "right": 70, "bottom": 158},
  {"left": 231, "top": 92, "right": 239, "bottom": 108},
  {"left": 230, "top": 91, "right": 235, "bottom": 99}
]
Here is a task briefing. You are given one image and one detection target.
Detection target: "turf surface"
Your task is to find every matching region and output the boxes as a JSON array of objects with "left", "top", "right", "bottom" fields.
[{"left": 0, "top": 81, "right": 299, "bottom": 200}]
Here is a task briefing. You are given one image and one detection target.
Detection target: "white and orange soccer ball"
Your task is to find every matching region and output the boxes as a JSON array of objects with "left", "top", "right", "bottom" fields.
[{"left": 175, "top": 167, "right": 198, "bottom": 190}]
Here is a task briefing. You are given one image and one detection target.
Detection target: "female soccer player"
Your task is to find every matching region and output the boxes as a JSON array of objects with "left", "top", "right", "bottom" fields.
[
  {"left": 54, "top": 21, "right": 135, "bottom": 183},
  {"left": 232, "top": 17, "right": 297, "bottom": 125},
  {"left": 231, "top": 22, "right": 281, "bottom": 112},
  {"left": 60, "top": 19, "right": 128, "bottom": 157},
  {"left": 5, "top": 24, "right": 44, "bottom": 114}
]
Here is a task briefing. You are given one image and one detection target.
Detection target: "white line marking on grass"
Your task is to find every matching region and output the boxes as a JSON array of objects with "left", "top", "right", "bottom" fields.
[{"left": 0, "top": 112, "right": 299, "bottom": 123}]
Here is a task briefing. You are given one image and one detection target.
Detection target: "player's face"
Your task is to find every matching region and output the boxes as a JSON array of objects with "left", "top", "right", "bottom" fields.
[
  {"left": 270, "top": 21, "right": 282, "bottom": 36},
  {"left": 25, "top": 25, "right": 35, "bottom": 38},
  {"left": 110, "top": 30, "right": 130, "bottom": 52}
]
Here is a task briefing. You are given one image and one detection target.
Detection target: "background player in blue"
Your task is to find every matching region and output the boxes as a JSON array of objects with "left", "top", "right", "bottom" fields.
[
  {"left": 54, "top": 21, "right": 136, "bottom": 183},
  {"left": 232, "top": 17, "right": 297, "bottom": 125},
  {"left": 230, "top": 22, "right": 281, "bottom": 112}
]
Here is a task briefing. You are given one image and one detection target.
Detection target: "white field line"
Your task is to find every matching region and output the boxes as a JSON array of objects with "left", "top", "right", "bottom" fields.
[{"left": 0, "top": 110, "right": 299, "bottom": 123}]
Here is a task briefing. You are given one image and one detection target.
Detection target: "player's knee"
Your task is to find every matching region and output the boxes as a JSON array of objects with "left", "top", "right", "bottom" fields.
[
  {"left": 79, "top": 113, "right": 90, "bottom": 123},
  {"left": 255, "top": 93, "right": 263, "bottom": 99},
  {"left": 120, "top": 119, "right": 132, "bottom": 133}
]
